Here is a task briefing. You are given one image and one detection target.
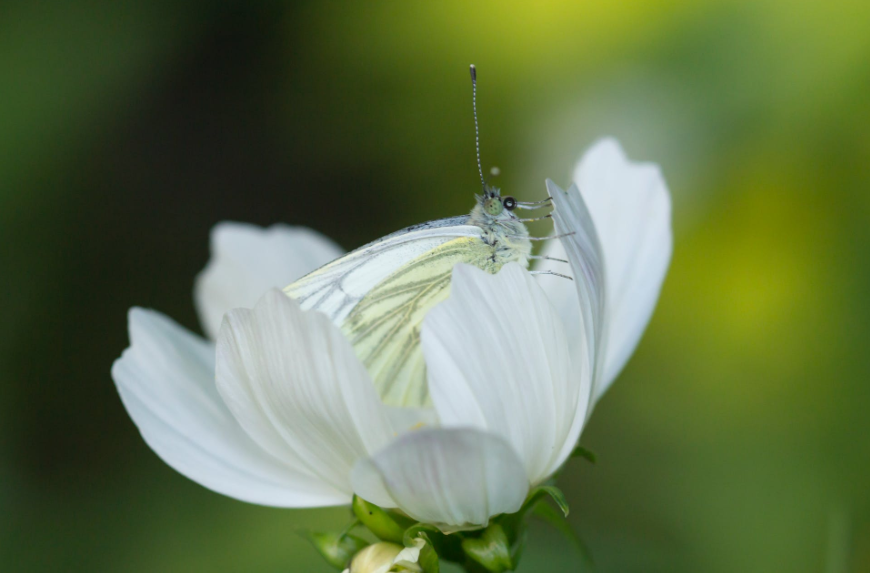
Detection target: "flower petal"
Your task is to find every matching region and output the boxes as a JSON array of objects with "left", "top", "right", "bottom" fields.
[
  {"left": 216, "top": 289, "right": 395, "bottom": 496},
  {"left": 541, "top": 179, "right": 607, "bottom": 407},
  {"left": 112, "top": 308, "right": 346, "bottom": 507},
  {"left": 421, "top": 263, "right": 590, "bottom": 484},
  {"left": 572, "top": 139, "right": 672, "bottom": 398},
  {"left": 384, "top": 406, "right": 439, "bottom": 434},
  {"left": 351, "top": 428, "right": 529, "bottom": 530},
  {"left": 195, "top": 222, "right": 343, "bottom": 340}
]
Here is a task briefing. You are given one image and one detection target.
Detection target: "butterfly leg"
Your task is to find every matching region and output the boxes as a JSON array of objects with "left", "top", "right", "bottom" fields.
[
  {"left": 516, "top": 231, "right": 576, "bottom": 241},
  {"left": 530, "top": 270, "right": 574, "bottom": 280},
  {"left": 528, "top": 255, "right": 569, "bottom": 264},
  {"left": 515, "top": 213, "right": 553, "bottom": 223},
  {"left": 515, "top": 198, "right": 553, "bottom": 210}
]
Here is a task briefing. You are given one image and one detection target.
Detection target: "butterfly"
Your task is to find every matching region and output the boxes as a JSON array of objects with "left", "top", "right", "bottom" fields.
[{"left": 284, "top": 66, "right": 567, "bottom": 408}]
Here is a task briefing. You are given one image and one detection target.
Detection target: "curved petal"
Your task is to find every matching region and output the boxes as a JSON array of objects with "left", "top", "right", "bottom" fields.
[
  {"left": 421, "top": 263, "right": 590, "bottom": 484},
  {"left": 195, "top": 222, "right": 343, "bottom": 340},
  {"left": 572, "top": 139, "right": 672, "bottom": 398},
  {"left": 351, "top": 428, "right": 529, "bottom": 531},
  {"left": 540, "top": 179, "right": 607, "bottom": 408},
  {"left": 384, "top": 406, "right": 439, "bottom": 434},
  {"left": 112, "top": 308, "right": 347, "bottom": 507},
  {"left": 216, "top": 290, "right": 394, "bottom": 496}
]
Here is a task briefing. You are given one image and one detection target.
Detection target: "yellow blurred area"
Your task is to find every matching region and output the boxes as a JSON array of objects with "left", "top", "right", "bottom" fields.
[{"left": 1, "top": 1, "right": 868, "bottom": 572}]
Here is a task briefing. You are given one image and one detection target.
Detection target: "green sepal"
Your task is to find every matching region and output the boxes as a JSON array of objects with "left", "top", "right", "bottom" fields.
[
  {"left": 461, "top": 523, "right": 513, "bottom": 573},
  {"left": 302, "top": 530, "right": 369, "bottom": 570},
  {"left": 352, "top": 495, "right": 409, "bottom": 543},
  {"left": 404, "top": 523, "right": 454, "bottom": 572},
  {"left": 493, "top": 483, "right": 570, "bottom": 571},
  {"left": 407, "top": 522, "right": 467, "bottom": 564},
  {"left": 532, "top": 485, "right": 570, "bottom": 517},
  {"left": 403, "top": 523, "right": 441, "bottom": 551},
  {"left": 532, "top": 502, "right": 594, "bottom": 565},
  {"left": 408, "top": 531, "right": 440, "bottom": 573},
  {"left": 570, "top": 445, "right": 597, "bottom": 464}
]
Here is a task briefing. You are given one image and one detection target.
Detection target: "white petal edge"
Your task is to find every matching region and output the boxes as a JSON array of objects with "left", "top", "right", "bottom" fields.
[
  {"left": 541, "top": 179, "right": 608, "bottom": 414},
  {"left": 571, "top": 139, "right": 672, "bottom": 398},
  {"left": 422, "top": 263, "right": 590, "bottom": 484},
  {"left": 216, "top": 289, "right": 395, "bottom": 497},
  {"left": 351, "top": 428, "right": 529, "bottom": 531},
  {"left": 112, "top": 307, "right": 348, "bottom": 507},
  {"left": 194, "top": 222, "right": 344, "bottom": 340}
]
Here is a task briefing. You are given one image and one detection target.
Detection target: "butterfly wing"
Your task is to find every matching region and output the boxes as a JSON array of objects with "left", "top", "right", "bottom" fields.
[
  {"left": 340, "top": 235, "right": 500, "bottom": 407},
  {"left": 284, "top": 216, "right": 481, "bottom": 323},
  {"left": 285, "top": 216, "right": 526, "bottom": 408}
]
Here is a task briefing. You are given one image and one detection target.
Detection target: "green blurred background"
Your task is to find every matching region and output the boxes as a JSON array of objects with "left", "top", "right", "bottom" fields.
[{"left": 2, "top": 1, "right": 869, "bottom": 571}]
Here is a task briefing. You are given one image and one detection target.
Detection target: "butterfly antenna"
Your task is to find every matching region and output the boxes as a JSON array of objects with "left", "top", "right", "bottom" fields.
[{"left": 470, "top": 65, "right": 486, "bottom": 190}]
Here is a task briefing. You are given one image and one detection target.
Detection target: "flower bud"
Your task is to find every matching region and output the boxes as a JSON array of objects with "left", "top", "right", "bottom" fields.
[{"left": 345, "top": 541, "right": 422, "bottom": 573}]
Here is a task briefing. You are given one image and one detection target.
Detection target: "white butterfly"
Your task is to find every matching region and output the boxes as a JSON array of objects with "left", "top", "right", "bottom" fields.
[{"left": 284, "top": 66, "right": 565, "bottom": 408}]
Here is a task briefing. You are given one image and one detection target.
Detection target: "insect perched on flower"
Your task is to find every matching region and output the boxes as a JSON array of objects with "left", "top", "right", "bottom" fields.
[
  {"left": 284, "top": 67, "right": 568, "bottom": 410},
  {"left": 112, "top": 66, "right": 672, "bottom": 572}
]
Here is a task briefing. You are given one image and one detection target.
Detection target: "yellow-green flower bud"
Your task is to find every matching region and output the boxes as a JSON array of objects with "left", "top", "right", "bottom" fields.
[{"left": 344, "top": 541, "right": 423, "bottom": 573}]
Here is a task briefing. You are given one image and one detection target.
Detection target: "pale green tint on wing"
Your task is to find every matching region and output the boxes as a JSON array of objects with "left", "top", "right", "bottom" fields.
[
  {"left": 342, "top": 236, "right": 500, "bottom": 408},
  {"left": 284, "top": 217, "right": 481, "bottom": 325}
]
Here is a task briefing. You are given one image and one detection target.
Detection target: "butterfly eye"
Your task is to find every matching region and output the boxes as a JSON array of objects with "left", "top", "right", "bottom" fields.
[{"left": 503, "top": 196, "right": 517, "bottom": 211}]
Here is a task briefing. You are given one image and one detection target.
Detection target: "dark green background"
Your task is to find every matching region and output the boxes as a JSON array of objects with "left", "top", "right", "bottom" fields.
[{"left": 2, "top": 1, "right": 869, "bottom": 571}]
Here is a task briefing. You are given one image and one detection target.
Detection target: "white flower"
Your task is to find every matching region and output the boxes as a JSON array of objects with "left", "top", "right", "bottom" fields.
[{"left": 112, "top": 139, "right": 671, "bottom": 530}]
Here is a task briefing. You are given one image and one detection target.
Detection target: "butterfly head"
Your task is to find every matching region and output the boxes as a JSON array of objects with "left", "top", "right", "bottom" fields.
[
  {"left": 467, "top": 66, "right": 522, "bottom": 230},
  {"left": 476, "top": 184, "right": 518, "bottom": 219}
]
